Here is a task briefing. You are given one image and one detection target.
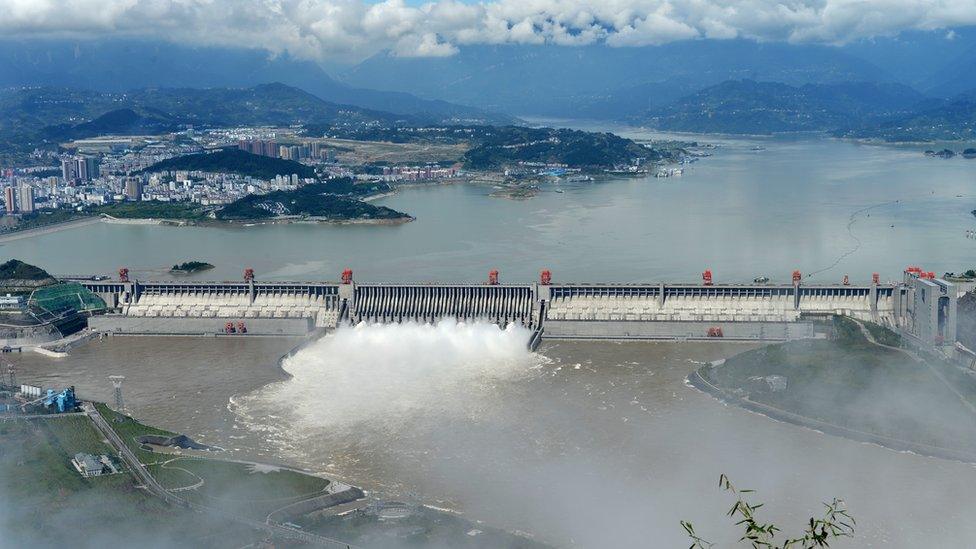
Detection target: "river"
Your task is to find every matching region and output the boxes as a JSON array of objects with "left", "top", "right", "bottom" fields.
[
  {"left": 11, "top": 331, "right": 976, "bottom": 547},
  {"left": 2, "top": 134, "right": 974, "bottom": 283},
  {"left": 6, "top": 132, "right": 976, "bottom": 547}
]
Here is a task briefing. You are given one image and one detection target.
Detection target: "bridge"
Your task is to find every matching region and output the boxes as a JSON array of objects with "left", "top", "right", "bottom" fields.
[{"left": 76, "top": 267, "right": 957, "bottom": 350}]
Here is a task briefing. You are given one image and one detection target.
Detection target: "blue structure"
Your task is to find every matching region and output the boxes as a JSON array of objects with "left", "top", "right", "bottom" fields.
[{"left": 43, "top": 387, "right": 77, "bottom": 413}]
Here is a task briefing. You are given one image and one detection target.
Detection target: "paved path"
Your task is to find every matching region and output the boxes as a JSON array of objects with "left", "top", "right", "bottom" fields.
[{"left": 83, "top": 402, "right": 357, "bottom": 548}]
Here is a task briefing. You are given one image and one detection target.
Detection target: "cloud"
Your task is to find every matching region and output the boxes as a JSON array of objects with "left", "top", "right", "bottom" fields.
[{"left": 1, "top": 0, "right": 976, "bottom": 60}]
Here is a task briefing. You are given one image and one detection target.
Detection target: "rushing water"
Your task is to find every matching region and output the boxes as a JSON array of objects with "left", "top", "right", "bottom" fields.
[
  {"left": 12, "top": 331, "right": 976, "bottom": 548},
  {"left": 2, "top": 135, "right": 975, "bottom": 283},
  {"left": 8, "top": 134, "right": 976, "bottom": 547}
]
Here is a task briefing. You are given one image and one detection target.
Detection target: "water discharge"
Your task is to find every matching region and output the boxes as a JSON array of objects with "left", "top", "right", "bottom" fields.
[{"left": 232, "top": 320, "right": 545, "bottom": 469}]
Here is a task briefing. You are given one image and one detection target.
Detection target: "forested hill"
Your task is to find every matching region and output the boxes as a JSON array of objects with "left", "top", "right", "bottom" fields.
[
  {"left": 0, "top": 83, "right": 419, "bottom": 164},
  {"left": 462, "top": 126, "right": 662, "bottom": 170},
  {"left": 216, "top": 181, "right": 410, "bottom": 222},
  {"left": 645, "top": 80, "right": 925, "bottom": 135},
  {"left": 837, "top": 91, "right": 976, "bottom": 141},
  {"left": 139, "top": 149, "right": 316, "bottom": 179}
]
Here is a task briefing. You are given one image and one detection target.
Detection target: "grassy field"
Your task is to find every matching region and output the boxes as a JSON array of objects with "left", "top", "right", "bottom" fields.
[
  {"left": 322, "top": 137, "right": 467, "bottom": 166},
  {"left": 0, "top": 417, "right": 266, "bottom": 548},
  {"left": 96, "top": 403, "right": 331, "bottom": 520},
  {"left": 92, "top": 201, "right": 211, "bottom": 220},
  {"left": 300, "top": 504, "right": 551, "bottom": 549},
  {"left": 700, "top": 316, "right": 976, "bottom": 454}
]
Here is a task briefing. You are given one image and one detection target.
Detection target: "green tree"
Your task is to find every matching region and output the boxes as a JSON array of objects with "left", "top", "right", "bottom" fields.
[{"left": 681, "top": 474, "right": 854, "bottom": 548}]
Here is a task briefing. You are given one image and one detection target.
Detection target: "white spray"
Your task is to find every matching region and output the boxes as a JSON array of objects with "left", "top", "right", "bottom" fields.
[{"left": 233, "top": 320, "right": 543, "bottom": 460}]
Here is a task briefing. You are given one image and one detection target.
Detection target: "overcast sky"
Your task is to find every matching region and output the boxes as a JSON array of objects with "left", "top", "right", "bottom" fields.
[{"left": 3, "top": 0, "right": 974, "bottom": 60}]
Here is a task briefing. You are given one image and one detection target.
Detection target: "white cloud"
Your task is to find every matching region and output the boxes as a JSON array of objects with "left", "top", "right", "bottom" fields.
[{"left": 1, "top": 0, "right": 975, "bottom": 60}]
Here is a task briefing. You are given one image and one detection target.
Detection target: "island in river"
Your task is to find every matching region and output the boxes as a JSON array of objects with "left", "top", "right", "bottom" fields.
[{"left": 169, "top": 261, "right": 214, "bottom": 274}]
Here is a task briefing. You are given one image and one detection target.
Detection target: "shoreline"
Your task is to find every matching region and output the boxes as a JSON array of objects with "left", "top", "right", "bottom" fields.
[
  {"left": 0, "top": 216, "right": 103, "bottom": 243},
  {"left": 686, "top": 368, "right": 976, "bottom": 465}
]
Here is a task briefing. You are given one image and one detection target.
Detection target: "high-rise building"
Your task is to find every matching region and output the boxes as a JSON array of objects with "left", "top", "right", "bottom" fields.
[
  {"left": 75, "top": 156, "right": 99, "bottom": 182},
  {"left": 18, "top": 185, "right": 34, "bottom": 213},
  {"left": 4, "top": 187, "right": 15, "bottom": 214},
  {"left": 61, "top": 158, "right": 77, "bottom": 183},
  {"left": 124, "top": 178, "right": 143, "bottom": 201}
]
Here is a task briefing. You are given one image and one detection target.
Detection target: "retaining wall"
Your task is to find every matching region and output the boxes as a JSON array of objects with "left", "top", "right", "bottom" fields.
[
  {"left": 543, "top": 319, "right": 817, "bottom": 341},
  {"left": 89, "top": 315, "right": 313, "bottom": 336}
]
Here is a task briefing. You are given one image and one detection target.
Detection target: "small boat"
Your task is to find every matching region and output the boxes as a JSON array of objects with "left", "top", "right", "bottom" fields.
[
  {"left": 554, "top": 189, "right": 564, "bottom": 193},
  {"left": 753, "top": 276, "right": 770, "bottom": 284}
]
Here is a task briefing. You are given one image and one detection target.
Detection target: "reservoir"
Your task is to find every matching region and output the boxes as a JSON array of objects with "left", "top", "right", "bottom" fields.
[
  {"left": 8, "top": 133, "right": 976, "bottom": 547},
  {"left": 2, "top": 134, "right": 975, "bottom": 283}
]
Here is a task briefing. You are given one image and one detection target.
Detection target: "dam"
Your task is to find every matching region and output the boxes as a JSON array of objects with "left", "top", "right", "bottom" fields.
[{"left": 76, "top": 267, "right": 957, "bottom": 352}]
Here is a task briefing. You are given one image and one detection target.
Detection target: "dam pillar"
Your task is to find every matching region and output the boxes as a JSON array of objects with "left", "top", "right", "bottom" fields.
[
  {"left": 869, "top": 281, "right": 878, "bottom": 319},
  {"left": 792, "top": 270, "right": 802, "bottom": 310},
  {"left": 338, "top": 281, "right": 355, "bottom": 322},
  {"left": 658, "top": 282, "right": 665, "bottom": 307}
]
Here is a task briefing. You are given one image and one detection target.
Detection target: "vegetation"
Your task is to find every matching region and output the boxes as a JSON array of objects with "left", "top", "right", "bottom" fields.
[
  {"left": 697, "top": 316, "right": 976, "bottom": 455},
  {"left": 462, "top": 125, "right": 654, "bottom": 170},
  {"left": 299, "top": 501, "right": 550, "bottom": 549},
  {"left": 139, "top": 148, "right": 316, "bottom": 180},
  {"left": 217, "top": 181, "right": 410, "bottom": 221},
  {"left": 0, "top": 258, "right": 53, "bottom": 281},
  {"left": 91, "top": 200, "right": 210, "bottom": 220},
  {"left": 0, "top": 208, "right": 88, "bottom": 234},
  {"left": 682, "top": 474, "right": 854, "bottom": 549},
  {"left": 94, "top": 403, "right": 335, "bottom": 521},
  {"left": 841, "top": 91, "right": 976, "bottom": 141},
  {"left": 0, "top": 417, "right": 264, "bottom": 548},
  {"left": 170, "top": 261, "right": 214, "bottom": 273},
  {"left": 647, "top": 80, "right": 923, "bottom": 135},
  {"left": 0, "top": 83, "right": 421, "bottom": 164}
]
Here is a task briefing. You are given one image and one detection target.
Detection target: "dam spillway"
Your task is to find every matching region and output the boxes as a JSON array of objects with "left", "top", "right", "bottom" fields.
[{"left": 76, "top": 270, "right": 956, "bottom": 350}]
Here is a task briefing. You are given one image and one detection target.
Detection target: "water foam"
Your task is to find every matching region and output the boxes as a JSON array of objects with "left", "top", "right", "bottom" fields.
[{"left": 232, "top": 319, "right": 543, "bottom": 452}]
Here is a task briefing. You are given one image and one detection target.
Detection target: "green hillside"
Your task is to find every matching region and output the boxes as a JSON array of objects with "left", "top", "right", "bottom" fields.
[{"left": 140, "top": 149, "right": 315, "bottom": 179}]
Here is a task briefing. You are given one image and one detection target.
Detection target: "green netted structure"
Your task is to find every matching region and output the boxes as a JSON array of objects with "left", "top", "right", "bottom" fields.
[{"left": 29, "top": 283, "right": 106, "bottom": 317}]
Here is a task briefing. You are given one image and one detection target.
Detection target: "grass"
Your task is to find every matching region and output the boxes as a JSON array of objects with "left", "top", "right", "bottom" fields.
[
  {"left": 0, "top": 417, "right": 265, "bottom": 548},
  {"left": 701, "top": 316, "right": 976, "bottom": 453},
  {"left": 862, "top": 320, "right": 903, "bottom": 347},
  {"left": 91, "top": 201, "right": 210, "bottom": 220},
  {"left": 300, "top": 504, "right": 551, "bottom": 549},
  {"left": 94, "top": 402, "right": 330, "bottom": 520}
]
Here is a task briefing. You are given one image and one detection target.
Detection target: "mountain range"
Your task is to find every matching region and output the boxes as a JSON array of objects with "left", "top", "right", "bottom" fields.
[
  {"left": 4, "top": 34, "right": 976, "bottom": 142},
  {"left": 0, "top": 39, "right": 514, "bottom": 125}
]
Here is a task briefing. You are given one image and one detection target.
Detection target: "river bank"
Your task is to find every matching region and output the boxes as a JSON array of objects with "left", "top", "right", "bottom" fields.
[
  {"left": 0, "top": 216, "right": 103, "bottom": 243},
  {"left": 690, "top": 316, "right": 976, "bottom": 464}
]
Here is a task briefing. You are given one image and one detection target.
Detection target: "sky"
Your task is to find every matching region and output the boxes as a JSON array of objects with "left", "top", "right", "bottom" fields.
[{"left": 3, "top": 0, "right": 975, "bottom": 61}]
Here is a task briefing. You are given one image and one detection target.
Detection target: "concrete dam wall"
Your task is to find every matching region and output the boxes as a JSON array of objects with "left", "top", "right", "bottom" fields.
[
  {"left": 351, "top": 284, "right": 537, "bottom": 327},
  {"left": 75, "top": 276, "right": 937, "bottom": 345}
]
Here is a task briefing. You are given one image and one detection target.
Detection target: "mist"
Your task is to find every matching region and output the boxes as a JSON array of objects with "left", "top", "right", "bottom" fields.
[{"left": 228, "top": 322, "right": 976, "bottom": 548}]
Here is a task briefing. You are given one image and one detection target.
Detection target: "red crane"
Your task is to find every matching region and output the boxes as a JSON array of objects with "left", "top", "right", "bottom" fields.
[
  {"left": 707, "top": 327, "right": 724, "bottom": 337},
  {"left": 341, "top": 269, "right": 353, "bottom": 284},
  {"left": 243, "top": 268, "right": 255, "bottom": 282},
  {"left": 842, "top": 275, "right": 850, "bottom": 285},
  {"left": 872, "top": 272, "right": 880, "bottom": 285},
  {"left": 488, "top": 269, "right": 499, "bottom": 285},
  {"left": 540, "top": 269, "right": 552, "bottom": 285},
  {"left": 792, "top": 270, "right": 802, "bottom": 284},
  {"left": 702, "top": 269, "right": 713, "bottom": 286},
  {"left": 237, "top": 322, "right": 247, "bottom": 334},
  {"left": 224, "top": 322, "right": 235, "bottom": 334},
  {"left": 118, "top": 268, "right": 129, "bottom": 282}
]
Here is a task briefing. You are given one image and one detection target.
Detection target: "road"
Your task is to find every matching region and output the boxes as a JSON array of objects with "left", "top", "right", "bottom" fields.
[{"left": 83, "top": 402, "right": 358, "bottom": 548}]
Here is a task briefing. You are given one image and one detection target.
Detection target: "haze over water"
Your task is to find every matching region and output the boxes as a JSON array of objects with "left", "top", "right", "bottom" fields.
[
  {"left": 4, "top": 133, "right": 975, "bottom": 283},
  {"left": 8, "top": 133, "right": 976, "bottom": 547}
]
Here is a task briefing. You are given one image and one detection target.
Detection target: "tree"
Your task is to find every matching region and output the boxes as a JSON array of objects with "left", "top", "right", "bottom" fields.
[{"left": 681, "top": 474, "right": 855, "bottom": 549}]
